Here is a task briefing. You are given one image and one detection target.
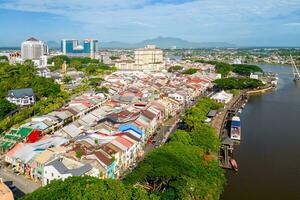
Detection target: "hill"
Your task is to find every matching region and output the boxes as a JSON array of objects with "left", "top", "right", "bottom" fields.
[{"left": 101, "top": 36, "right": 235, "bottom": 49}]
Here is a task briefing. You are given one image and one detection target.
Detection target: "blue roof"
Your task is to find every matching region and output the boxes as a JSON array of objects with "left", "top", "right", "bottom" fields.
[
  {"left": 32, "top": 122, "right": 49, "bottom": 130},
  {"left": 119, "top": 124, "right": 144, "bottom": 136}
]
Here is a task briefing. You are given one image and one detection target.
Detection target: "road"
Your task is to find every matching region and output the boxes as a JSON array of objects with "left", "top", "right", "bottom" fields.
[
  {"left": 120, "top": 118, "right": 179, "bottom": 179},
  {"left": 0, "top": 167, "right": 41, "bottom": 198}
]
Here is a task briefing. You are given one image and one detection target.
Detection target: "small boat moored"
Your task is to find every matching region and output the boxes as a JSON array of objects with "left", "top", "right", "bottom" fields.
[{"left": 230, "top": 159, "right": 238, "bottom": 172}]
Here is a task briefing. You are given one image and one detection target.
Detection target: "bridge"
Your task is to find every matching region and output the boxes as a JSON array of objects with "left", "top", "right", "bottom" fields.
[{"left": 290, "top": 55, "right": 300, "bottom": 81}]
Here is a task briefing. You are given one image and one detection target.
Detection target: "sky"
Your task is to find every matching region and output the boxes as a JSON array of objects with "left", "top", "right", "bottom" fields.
[{"left": 0, "top": 0, "right": 300, "bottom": 47}]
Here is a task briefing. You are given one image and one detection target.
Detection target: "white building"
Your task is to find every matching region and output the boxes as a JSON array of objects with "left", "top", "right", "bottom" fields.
[
  {"left": 43, "top": 157, "right": 98, "bottom": 186},
  {"left": 210, "top": 90, "right": 233, "bottom": 104},
  {"left": 7, "top": 88, "right": 35, "bottom": 106},
  {"left": 134, "top": 45, "right": 163, "bottom": 65},
  {"left": 21, "top": 37, "right": 48, "bottom": 60},
  {"left": 37, "top": 67, "right": 51, "bottom": 78},
  {"left": 115, "top": 45, "right": 164, "bottom": 71},
  {"left": 168, "top": 92, "right": 185, "bottom": 103},
  {"left": 250, "top": 73, "right": 259, "bottom": 80}
]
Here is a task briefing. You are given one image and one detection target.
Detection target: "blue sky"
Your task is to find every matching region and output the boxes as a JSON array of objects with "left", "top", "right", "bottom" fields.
[{"left": 0, "top": 0, "right": 300, "bottom": 46}]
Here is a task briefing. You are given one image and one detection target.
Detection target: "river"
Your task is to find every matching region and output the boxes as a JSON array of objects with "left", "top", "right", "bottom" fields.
[{"left": 221, "top": 64, "right": 300, "bottom": 200}]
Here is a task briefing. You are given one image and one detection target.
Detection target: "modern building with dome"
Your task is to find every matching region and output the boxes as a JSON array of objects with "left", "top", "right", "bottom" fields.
[{"left": 61, "top": 39, "right": 98, "bottom": 58}]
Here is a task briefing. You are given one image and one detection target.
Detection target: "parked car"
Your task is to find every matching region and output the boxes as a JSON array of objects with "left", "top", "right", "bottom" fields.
[
  {"left": 8, "top": 183, "right": 17, "bottom": 192},
  {"left": 147, "top": 138, "right": 153, "bottom": 144}
]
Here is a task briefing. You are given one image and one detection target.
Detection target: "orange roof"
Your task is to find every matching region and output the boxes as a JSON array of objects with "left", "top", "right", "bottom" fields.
[
  {"left": 6, "top": 143, "right": 24, "bottom": 157},
  {"left": 115, "top": 136, "right": 133, "bottom": 148}
]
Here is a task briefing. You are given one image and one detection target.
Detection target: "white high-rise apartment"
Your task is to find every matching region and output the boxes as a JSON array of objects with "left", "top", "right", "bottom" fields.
[
  {"left": 21, "top": 37, "right": 48, "bottom": 60},
  {"left": 134, "top": 45, "right": 163, "bottom": 65}
]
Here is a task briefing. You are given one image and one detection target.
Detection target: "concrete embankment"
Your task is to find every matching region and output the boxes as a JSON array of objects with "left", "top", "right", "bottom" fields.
[{"left": 247, "top": 85, "right": 275, "bottom": 95}]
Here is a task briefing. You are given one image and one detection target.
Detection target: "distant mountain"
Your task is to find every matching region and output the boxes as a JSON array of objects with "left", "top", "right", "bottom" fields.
[
  {"left": 101, "top": 37, "right": 235, "bottom": 49},
  {"left": 47, "top": 40, "right": 61, "bottom": 49}
]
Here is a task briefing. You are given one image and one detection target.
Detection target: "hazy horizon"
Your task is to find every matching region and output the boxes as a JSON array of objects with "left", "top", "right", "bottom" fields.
[{"left": 0, "top": 0, "right": 300, "bottom": 47}]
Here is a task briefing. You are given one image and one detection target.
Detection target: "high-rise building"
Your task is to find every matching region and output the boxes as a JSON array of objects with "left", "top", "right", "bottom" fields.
[
  {"left": 21, "top": 37, "right": 48, "bottom": 60},
  {"left": 134, "top": 45, "right": 163, "bottom": 65},
  {"left": 61, "top": 39, "right": 98, "bottom": 58}
]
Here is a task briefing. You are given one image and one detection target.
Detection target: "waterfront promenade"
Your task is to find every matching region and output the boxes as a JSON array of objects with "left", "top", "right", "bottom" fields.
[{"left": 211, "top": 92, "right": 245, "bottom": 136}]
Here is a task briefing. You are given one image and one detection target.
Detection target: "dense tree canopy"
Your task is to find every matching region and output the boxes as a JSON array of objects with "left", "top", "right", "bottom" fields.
[
  {"left": 0, "top": 62, "right": 62, "bottom": 123},
  {"left": 0, "top": 99, "right": 17, "bottom": 120},
  {"left": 214, "top": 77, "right": 264, "bottom": 90},
  {"left": 168, "top": 66, "right": 183, "bottom": 73},
  {"left": 125, "top": 98, "right": 225, "bottom": 200},
  {"left": 0, "top": 55, "right": 8, "bottom": 62},
  {"left": 89, "top": 77, "right": 104, "bottom": 88},
  {"left": 232, "top": 64, "right": 263, "bottom": 75},
  {"left": 192, "top": 59, "right": 263, "bottom": 77},
  {"left": 182, "top": 68, "right": 198, "bottom": 75},
  {"left": 47, "top": 55, "right": 117, "bottom": 76},
  {"left": 22, "top": 176, "right": 159, "bottom": 200},
  {"left": 0, "top": 62, "right": 61, "bottom": 99},
  {"left": 192, "top": 60, "right": 233, "bottom": 77}
]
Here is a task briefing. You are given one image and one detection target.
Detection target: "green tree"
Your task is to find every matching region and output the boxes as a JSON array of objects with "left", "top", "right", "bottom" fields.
[
  {"left": 95, "top": 86, "right": 109, "bottom": 94},
  {"left": 69, "top": 60, "right": 82, "bottom": 71},
  {"left": 62, "top": 76, "right": 72, "bottom": 84},
  {"left": 168, "top": 66, "right": 183, "bottom": 73},
  {"left": 125, "top": 98, "right": 226, "bottom": 200},
  {"left": 0, "top": 56, "right": 8, "bottom": 62},
  {"left": 232, "top": 64, "right": 263, "bottom": 75},
  {"left": 0, "top": 99, "right": 17, "bottom": 120},
  {"left": 182, "top": 68, "right": 198, "bottom": 75},
  {"left": 21, "top": 176, "right": 159, "bottom": 200},
  {"left": 89, "top": 78, "right": 104, "bottom": 89},
  {"left": 214, "top": 77, "right": 264, "bottom": 90}
]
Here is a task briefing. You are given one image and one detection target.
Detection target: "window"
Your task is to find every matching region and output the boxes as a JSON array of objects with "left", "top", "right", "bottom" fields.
[{"left": 52, "top": 173, "right": 54, "bottom": 177}]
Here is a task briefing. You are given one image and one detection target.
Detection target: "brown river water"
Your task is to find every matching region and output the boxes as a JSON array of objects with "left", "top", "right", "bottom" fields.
[{"left": 221, "top": 64, "right": 300, "bottom": 200}]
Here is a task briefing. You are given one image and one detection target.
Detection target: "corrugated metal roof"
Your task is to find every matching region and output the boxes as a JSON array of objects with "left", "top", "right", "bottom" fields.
[{"left": 46, "top": 158, "right": 92, "bottom": 176}]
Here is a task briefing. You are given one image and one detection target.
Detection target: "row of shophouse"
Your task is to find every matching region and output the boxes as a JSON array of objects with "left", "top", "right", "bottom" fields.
[{"left": 2, "top": 67, "right": 221, "bottom": 186}]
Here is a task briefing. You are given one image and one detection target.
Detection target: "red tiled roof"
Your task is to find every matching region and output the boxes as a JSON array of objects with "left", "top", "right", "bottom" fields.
[
  {"left": 94, "top": 150, "right": 112, "bottom": 166},
  {"left": 141, "top": 110, "right": 156, "bottom": 120},
  {"left": 115, "top": 136, "right": 133, "bottom": 148}
]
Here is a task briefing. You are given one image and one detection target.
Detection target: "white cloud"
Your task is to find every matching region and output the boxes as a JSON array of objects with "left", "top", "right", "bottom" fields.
[
  {"left": 284, "top": 22, "right": 300, "bottom": 26},
  {"left": 1, "top": 0, "right": 300, "bottom": 43}
]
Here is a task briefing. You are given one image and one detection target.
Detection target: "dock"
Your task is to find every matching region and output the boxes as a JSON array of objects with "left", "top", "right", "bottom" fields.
[{"left": 211, "top": 91, "right": 248, "bottom": 170}]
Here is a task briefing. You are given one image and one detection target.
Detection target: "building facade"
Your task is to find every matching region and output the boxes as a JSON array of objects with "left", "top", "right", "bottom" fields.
[
  {"left": 61, "top": 39, "right": 98, "bottom": 58},
  {"left": 134, "top": 45, "right": 163, "bottom": 65},
  {"left": 7, "top": 88, "right": 35, "bottom": 106},
  {"left": 21, "top": 37, "right": 48, "bottom": 60}
]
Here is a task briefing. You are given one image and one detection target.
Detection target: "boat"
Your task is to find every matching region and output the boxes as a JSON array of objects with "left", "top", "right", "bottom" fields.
[
  {"left": 230, "top": 159, "right": 238, "bottom": 171},
  {"left": 230, "top": 116, "right": 241, "bottom": 141}
]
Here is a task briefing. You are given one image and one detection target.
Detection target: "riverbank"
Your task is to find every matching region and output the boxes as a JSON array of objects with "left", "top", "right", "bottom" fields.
[
  {"left": 246, "top": 84, "right": 275, "bottom": 95},
  {"left": 222, "top": 64, "right": 300, "bottom": 200},
  {"left": 215, "top": 82, "right": 276, "bottom": 171}
]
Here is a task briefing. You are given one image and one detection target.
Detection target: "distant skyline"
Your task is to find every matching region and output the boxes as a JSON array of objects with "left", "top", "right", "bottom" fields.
[{"left": 0, "top": 0, "right": 300, "bottom": 47}]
